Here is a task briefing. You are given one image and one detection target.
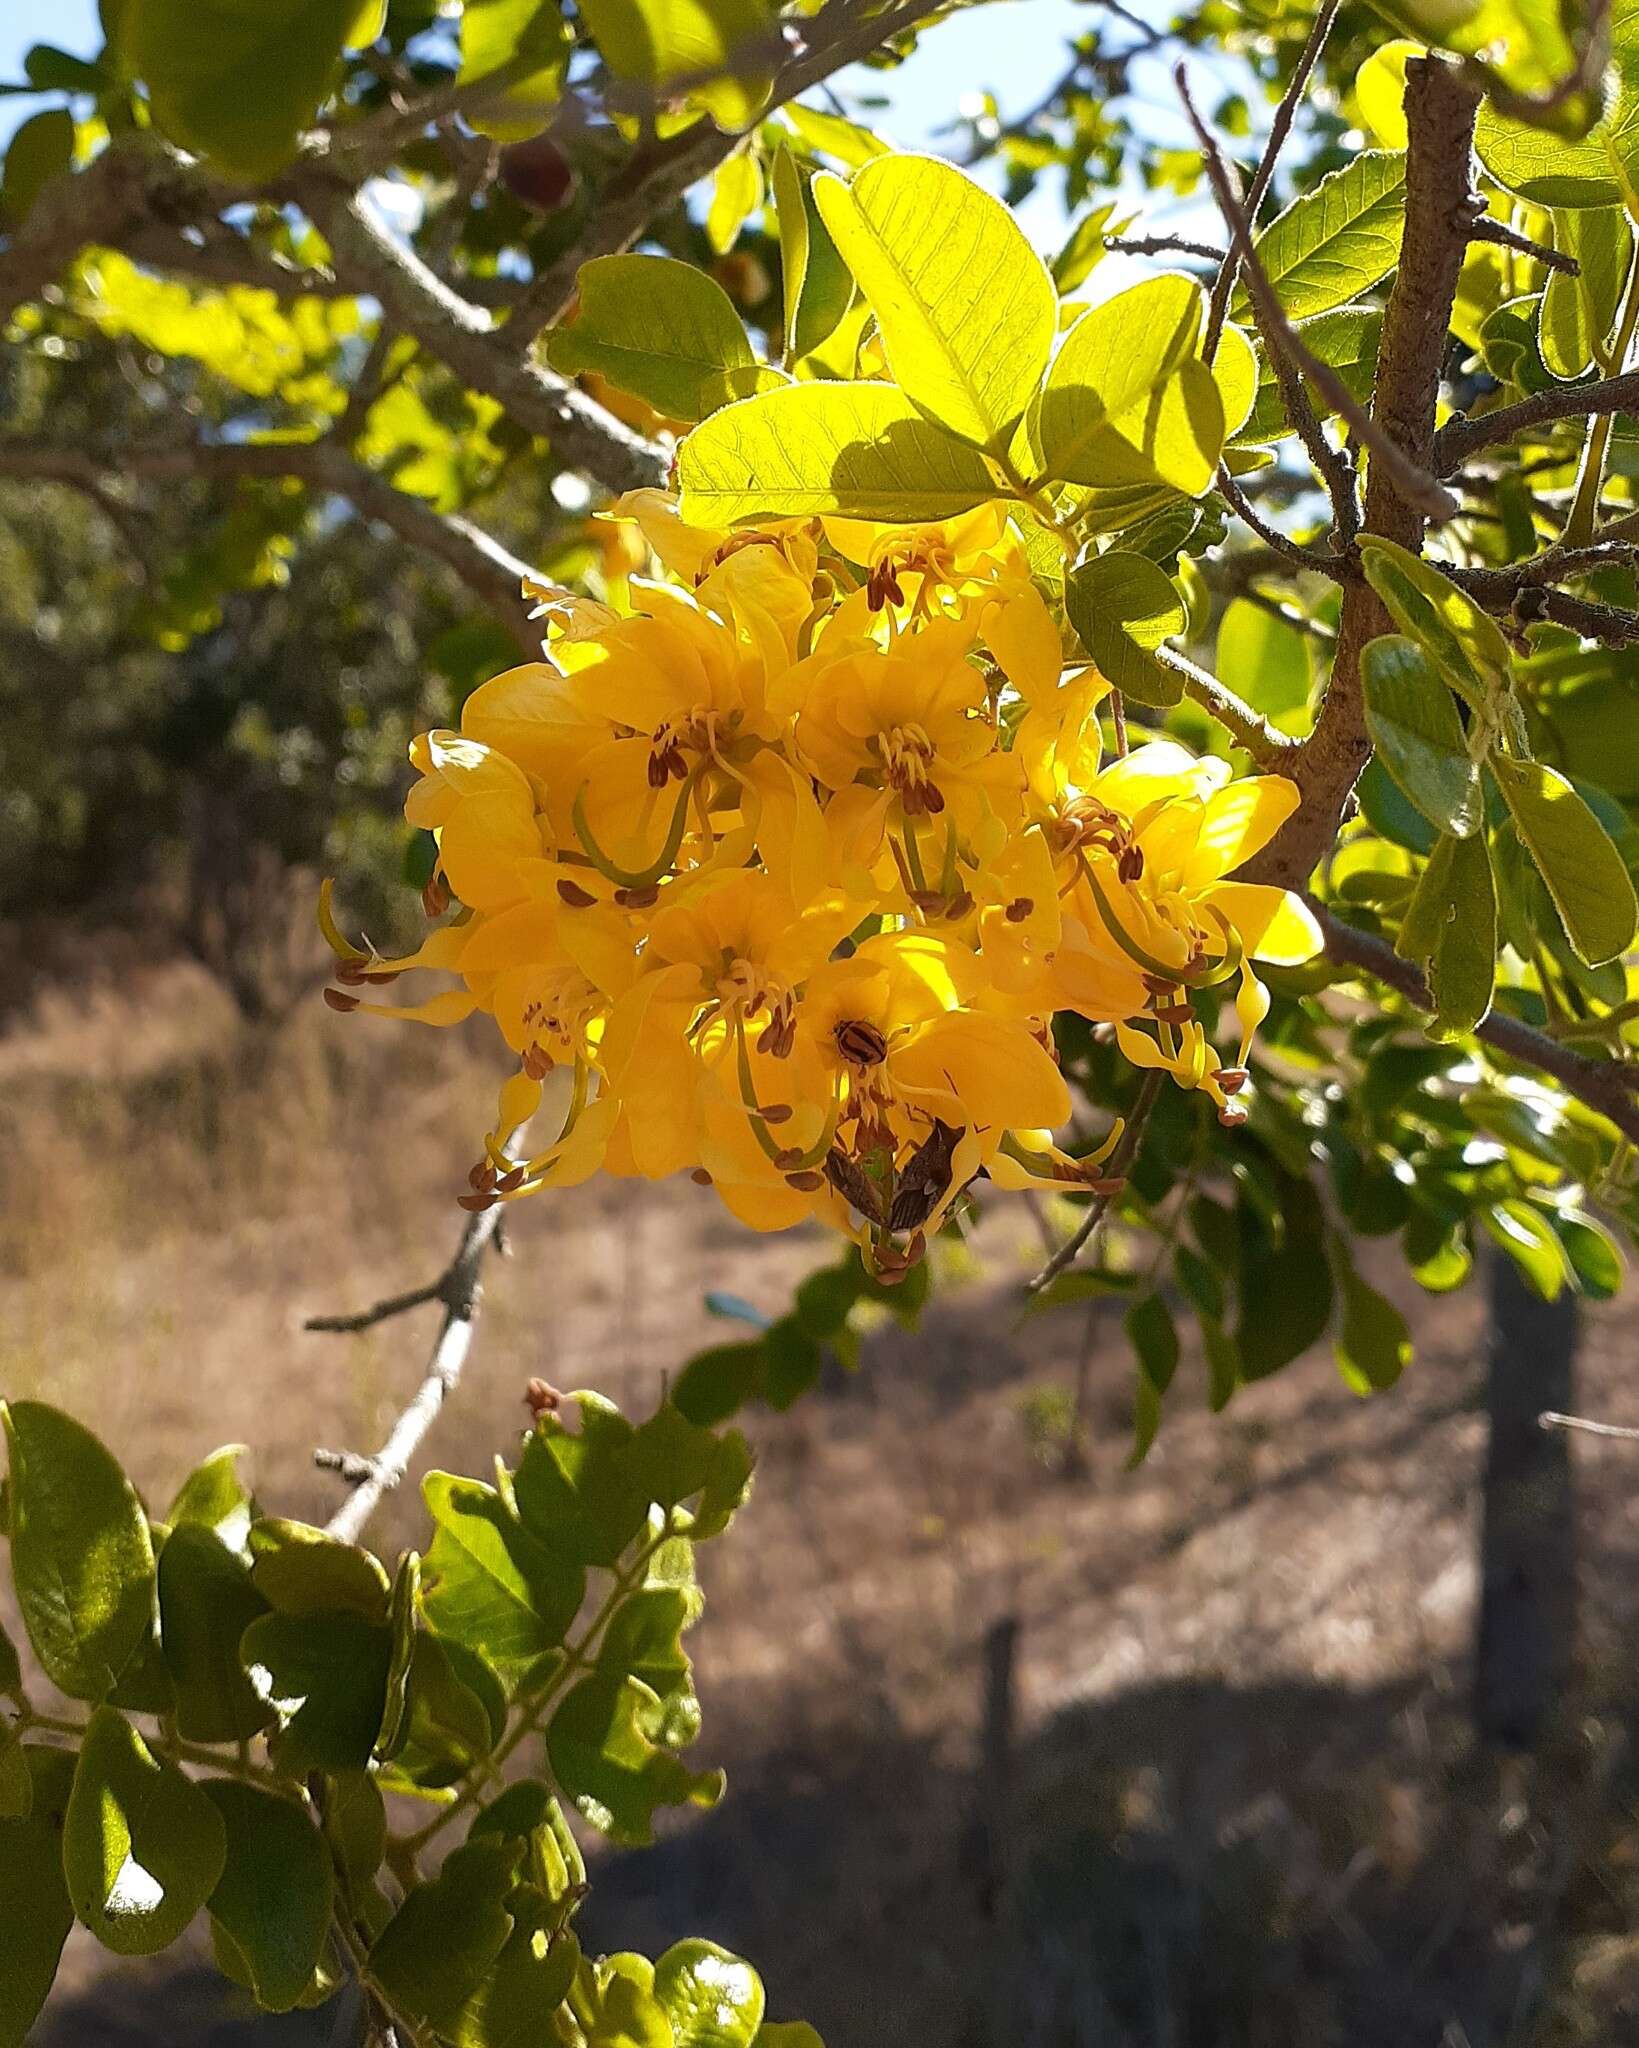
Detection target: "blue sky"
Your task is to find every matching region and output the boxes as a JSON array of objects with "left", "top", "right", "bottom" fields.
[{"left": 0, "top": 0, "right": 1215, "bottom": 250}]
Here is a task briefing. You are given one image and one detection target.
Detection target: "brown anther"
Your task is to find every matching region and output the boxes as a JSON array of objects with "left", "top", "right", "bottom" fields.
[
  {"left": 1213, "top": 1066, "right": 1249, "bottom": 1095},
  {"left": 524, "top": 1378, "right": 561, "bottom": 1419},
  {"left": 557, "top": 879, "right": 598, "bottom": 908},
  {"left": 1084, "top": 1174, "right": 1126, "bottom": 1196},
  {"left": 647, "top": 738, "right": 688, "bottom": 788},
  {"left": 457, "top": 1191, "right": 498, "bottom": 1211},
  {"left": 759, "top": 1012, "right": 796, "bottom": 1058},
  {"left": 497, "top": 1167, "right": 528, "bottom": 1192},
  {"left": 899, "top": 779, "right": 946, "bottom": 818},
  {"left": 690, "top": 1168, "right": 714, "bottom": 1185},
  {"left": 614, "top": 884, "right": 660, "bottom": 909},
  {"left": 363, "top": 969, "right": 400, "bottom": 986},
  {"left": 323, "top": 987, "right": 360, "bottom": 1013},
  {"left": 468, "top": 1162, "right": 499, "bottom": 1192},
  {"left": 1117, "top": 845, "right": 1145, "bottom": 882},
  {"left": 1005, "top": 896, "right": 1034, "bottom": 923},
  {"left": 785, "top": 1170, "right": 825, "bottom": 1191},
  {"left": 522, "top": 1044, "right": 552, "bottom": 1080},
  {"left": 1217, "top": 1101, "right": 1249, "bottom": 1128},
  {"left": 1155, "top": 1001, "right": 1195, "bottom": 1025},
  {"left": 760, "top": 1103, "right": 793, "bottom": 1124},
  {"left": 867, "top": 560, "right": 904, "bottom": 611},
  {"left": 773, "top": 1145, "right": 805, "bottom": 1169},
  {"left": 422, "top": 874, "right": 451, "bottom": 919},
  {"left": 942, "top": 891, "right": 973, "bottom": 921},
  {"left": 834, "top": 1019, "right": 889, "bottom": 1068}
]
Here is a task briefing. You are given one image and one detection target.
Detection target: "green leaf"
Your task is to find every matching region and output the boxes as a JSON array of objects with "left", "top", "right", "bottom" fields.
[
  {"left": 781, "top": 101, "right": 886, "bottom": 168},
  {"left": 1237, "top": 1183, "right": 1334, "bottom": 1380},
  {"left": 165, "top": 1445, "right": 254, "bottom": 1554},
  {"left": 1360, "top": 634, "right": 1483, "bottom": 836},
  {"left": 1201, "top": 1314, "right": 1240, "bottom": 1412},
  {"left": 320, "top": 1770, "right": 386, "bottom": 1902},
  {"left": 202, "top": 1782, "right": 333, "bottom": 2013},
  {"left": 0, "top": 1747, "right": 76, "bottom": 2048},
  {"left": 547, "top": 254, "right": 783, "bottom": 425},
  {"left": 576, "top": 0, "right": 775, "bottom": 130},
  {"left": 625, "top": 1402, "right": 754, "bottom": 1533},
  {"left": 1217, "top": 596, "right": 1311, "bottom": 719},
  {"left": 707, "top": 152, "right": 763, "bottom": 256},
  {"left": 384, "top": 1630, "right": 502, "bottom": 1789},
  {"left": 1328, "top": 1238, "right": 1412, "bottom": 1393},
  {"left": 470, "top": 1784, "right": 586, "bottom": 1923},
  {"left": 367, "top": 1837, "right": 519, "bottom": 2029},
  {"left": 459, "top": 0, "right": 568, "bottom": 142},
  {"left": 1483, "top": 1199, "right": 1570, "bottom": 1299},
  {"left": 1358, "top": 536, "right": 1512, "bottom": 707},
  {"left": 1038, "top": 274, "right": 1219, "bottom": 492},
  {"left": 64, "top": 1706, "right": 226, "bottom": 1956},
  {"left": 772, "top": 145, "right": 810, "bottom": 363},
  {"left": 1246, "top": 304, "right": 1381, "bottom": 440},
  {"left": 448, "top": 1895, "right": 580, "bottom": 2047},
  {"left": 1, "top": 109, "right": 73, "bottom": 227},
  {"left": 1490, "top": 753, "right": 1639, "bottom": 965},
  {"left": 787, "top": 163, "right": 854, "bottom": 366},
  {"left": 1477, "top": 102, "right": 1622, "bottom": 207},
  {"left": 598, "top": 1587, "right": 701, "bottom": 1750},
  {"left": 654, "top": 1939, "right": 766, "bottom": 2047},
  {"left": 1398, "top": 829, "right": 1497, "bottom": 1037},
  {"left": 673, "top": 1343, "right": 765, "bottom": 1427},
  {"left": 1, "top": 1400, "right": 156, "bottom": 1702},
  {"left": 548, "top": 1672, "right": 724, "bottom": 1845},
  {"left": 814, "top": 152, "right": 1055, "bottom": 449},
  {"left": 156, "top": 1524, "right": 275, "bottom": 1744},
  {"left": 1540, "top": 209, "right": 1631, "bottom": 379},
  {"left": 1064, "top": 550, "right": 1186, "bottom": 707},
  {"left": 375, "top": 1548, "right": 421, "bottom": 1763},
  {"left": 514, "top": 1393, "right": 650, "bottom": 1568},
  {"left": 368, "top": 1843, "right": 518, "bottom": 2031},
  {"left": 241, "top": 1610, "right": 393, "bottom": 1775},
  {"left": 1238, "top": 151, "right": 1406, "bottom": 320},
  {"left": 1555, "top": 1210, "right": 1625, "bottom": 1299},
  {"left": 679, "top": 382, "right": 1000, "bottom": 524},
  {"left": 1124, "top": 1292, "right": 1180, "bottom": 1469},
  {"left": 123, "top": 0, "right": 361, "bottom": 180},
  {"left": 421, "top": 1472, "right": 585, "bottom": 1683},
  {"left": 248, "top": 1518, "right": 390, "bottom": 1618}
]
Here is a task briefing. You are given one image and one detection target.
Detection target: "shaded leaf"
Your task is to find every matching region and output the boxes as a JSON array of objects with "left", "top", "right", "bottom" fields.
[
  {"left": 64, "top": 1706, "right": 226, "bottom": 1956},
  {"left": 548, "top": 1672, "right": 724, "bottom": 1845},
  {"left": 1490, "top": 753, "right": 1639, "bottom": 965},
  {"left": 1360, "top": 634, "right": 1482, "bottom": 836},
  {"left": 156, "top": 1524, "right": 275, "bottom": 1744},
  {"left": 367, "top": 1837, "right": 519, "bottom": 2029},
  {"left": 0, "top": 1747, "right": 76, "bottom": 2048},
  {"left": 203, "top": 1781, "right": 333, "bottom": 2013},
  {"left": 241, "top": 1611, "right": 392, "bottom": 1775},
  {"left": 1065, "top": 550, "right": 1186, "bottom": 706}
]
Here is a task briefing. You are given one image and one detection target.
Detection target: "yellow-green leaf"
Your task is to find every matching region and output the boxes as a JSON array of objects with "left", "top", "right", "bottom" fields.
[
  {"left": 1356, "top": 40, "right": 1418, "bottom": 150},
  {"left": 1064, "top": 550, "right": 1186, "bottom": 708},
  {"left": 678, "top": 382, "right": 1001, "bottom": 524},
  {"left": 1038, "top": 273, "right": 1219, "bottom": 492},
  {"left": 547, "top": 254, "right": 784, "bottom": 423},
  {"left": 1490, "top": 753, "right": 1639, "bottom": 965},
  {"left": 654, "top": 1939, "right": 765, "bottom": 2048},
  {"left": 707, "top": 151, "right": 764, "bottom": 256},
  {"left": 780, "top": 100, "right": 887, "bottom": 168},
  {"left": 577, "top": 0, "right": 775, "bottom": 132},
  {"left": 1399, "top": 830, "right": 1497, "bottom": 1038},
  {"left": 459, "top": 0, "right": 568, "bottom": 142},
  {"left": 1236, "top": 152, "right": 1407, "bottom": 321},
  {"left": 1477, "top": 102, "right": 1622, "bottom": 208},
  {"left": 814, "top": 152, "right": 1056, "bottom": 449},
  {"left": 1330, "top": 1242, "right": 1412, "bottom": 1394},
  {"left": 1358, "top": 535, "right": 1511, "bottom": 707},
  {"left": 123, "top": 0, "right": 360, "bottom": 180}
]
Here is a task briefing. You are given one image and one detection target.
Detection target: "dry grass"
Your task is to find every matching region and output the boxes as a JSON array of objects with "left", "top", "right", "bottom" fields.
[{"left": 8, "top": 944, "right": 1639, "bottom": 2047}]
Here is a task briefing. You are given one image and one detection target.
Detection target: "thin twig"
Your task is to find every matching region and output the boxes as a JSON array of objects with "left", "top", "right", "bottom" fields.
[
  {"left": 312, "top": 1157, "right": 524, "bottom": 1545},
  {"left": 1512, "top": 585, "right": 1639, "bottom": 644},
  {"left": 1155, "top": 645, "right": 1298, "bottom": 758},
  {"left": 1105, "top": 231, "right": 1226, "bottom": 263},
  {"left": 1432, "top": 370, "right": 1639, "bottom": 475},
  {"left": 1216, "top": 465, "right": 1347, "bottom": 575},
  {"left": 1539, "top": 1411, "right": 1639, "bottom": 1442},
  {"left": 1183, "top": 66, "right": 1460, "bottom": 527},
  {"left": 1312, "top": 902, "right": 1639, "bottom": 1145},
  {"left": 1205, "top": 0, "right": 1340, "bottom": 356},
  {"left": 1026, "top": 1070, "right": 1166, "bottom": 1296},
  {"left": 1464, "top": 212, "right": 1578, "bottom": 275}
]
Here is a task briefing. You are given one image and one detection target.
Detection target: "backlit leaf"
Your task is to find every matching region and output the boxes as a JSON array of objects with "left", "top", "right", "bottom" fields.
[
  {"left": 815, "top": 152, "right": 1055, "bottom": 448},
  {"left": 1038, "top": 274, "right": 1210, "bottom": 487},
  {"left": 1359, "top": 536, "right": 1512, "bottom": 707},
  {"left": 654, "top": 1939, "right": 766, "bottom": 2048},
  {"left": 548, "top": 255, "right": 784, "bottom": 425},
  {"left": 1238, "top": 152, "right": 1406, "bottom": 320},
  {"left": 459, "top": 0, "right": 567, "bottom": 141},
  {"left": 577, "top": 0, "right": 776, "bottom": 130},
  {"left": 367, "top": 1838, "right": 519, "bottom": 2030},
  {"left": 422, "top": 1472, "right": 585, "bottom": 1683},
  {"left": 1065, "top": 550, "right": 1186, "bottom": 707},
  {"left": 1, "top": 1401, "right": 156, "bottom": 1703},
  {"left": 165, "top": 1445, "right": 254, "bottom": 1555},
  {"left": 678, "top": 383, "right": 1001, "bottom": 524},
  {"left": 1328, "top": 1238, "right": 1412, "bottom": 1393},
  {"left": 548, "top": 1672, "right": 724, "bottom": 1845}
]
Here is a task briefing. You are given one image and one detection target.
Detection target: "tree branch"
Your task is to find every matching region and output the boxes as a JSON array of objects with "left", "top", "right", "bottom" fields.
[
  {"left": 1245, "top": 55, "right": 1482, "bottom": 891},
  {"left": 300, "top": 179, "right": 668, "bottom": 494},
  {"left": 0, "top": 437, "right": 547, "bottom": 650},
  {"left": 312, "top": 1196, "right": 512, "bottom": 1546},
  {"left": 1155, "top": 646, "right": 1299, "bottom": 758},
  {"left": 1433, "top": 370, "right": 1639, "bottom": 475},
  {"left": 1313, "top": 902, "right": 1639, "bottom": 1145},
  {"left": 1025, "top": 1070, "right": 1166, "bottom": 1295},
  {"left": 1204, "top": 0, "right": 1340, "bottom": 355}
]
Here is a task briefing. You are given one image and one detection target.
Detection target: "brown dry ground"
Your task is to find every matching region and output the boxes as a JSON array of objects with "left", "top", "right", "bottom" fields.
[{"left": 7, "top": 940, "right": 1639, "bottom": 2047}]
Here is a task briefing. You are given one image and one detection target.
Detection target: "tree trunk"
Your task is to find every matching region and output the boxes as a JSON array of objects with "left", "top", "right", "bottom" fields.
[{"left": 1473, "top": 1249, "right": 1578, "bottom": 1747}]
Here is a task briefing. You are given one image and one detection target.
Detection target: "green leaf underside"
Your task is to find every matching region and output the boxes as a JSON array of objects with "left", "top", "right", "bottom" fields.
[
  {"left": 546, "top": 255, "right": 784, "bottom": 424},
  {"left": 1360, "top": 634, "right": 1482, "bottom": 836},
  {"left": 203, "top": 1782, "right": 333, "bottom": 2012},
  {"left": 1491, "top": 753, "right": 1639, "bottom": 966},
  {"left": 1065, "top": 550, "right": 1186, "bottom": 707}
]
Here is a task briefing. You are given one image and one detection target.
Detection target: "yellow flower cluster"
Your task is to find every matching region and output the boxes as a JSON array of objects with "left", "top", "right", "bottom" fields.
[{"left": 323, "top": 494, "right": 1319, "bottom": 1276}]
